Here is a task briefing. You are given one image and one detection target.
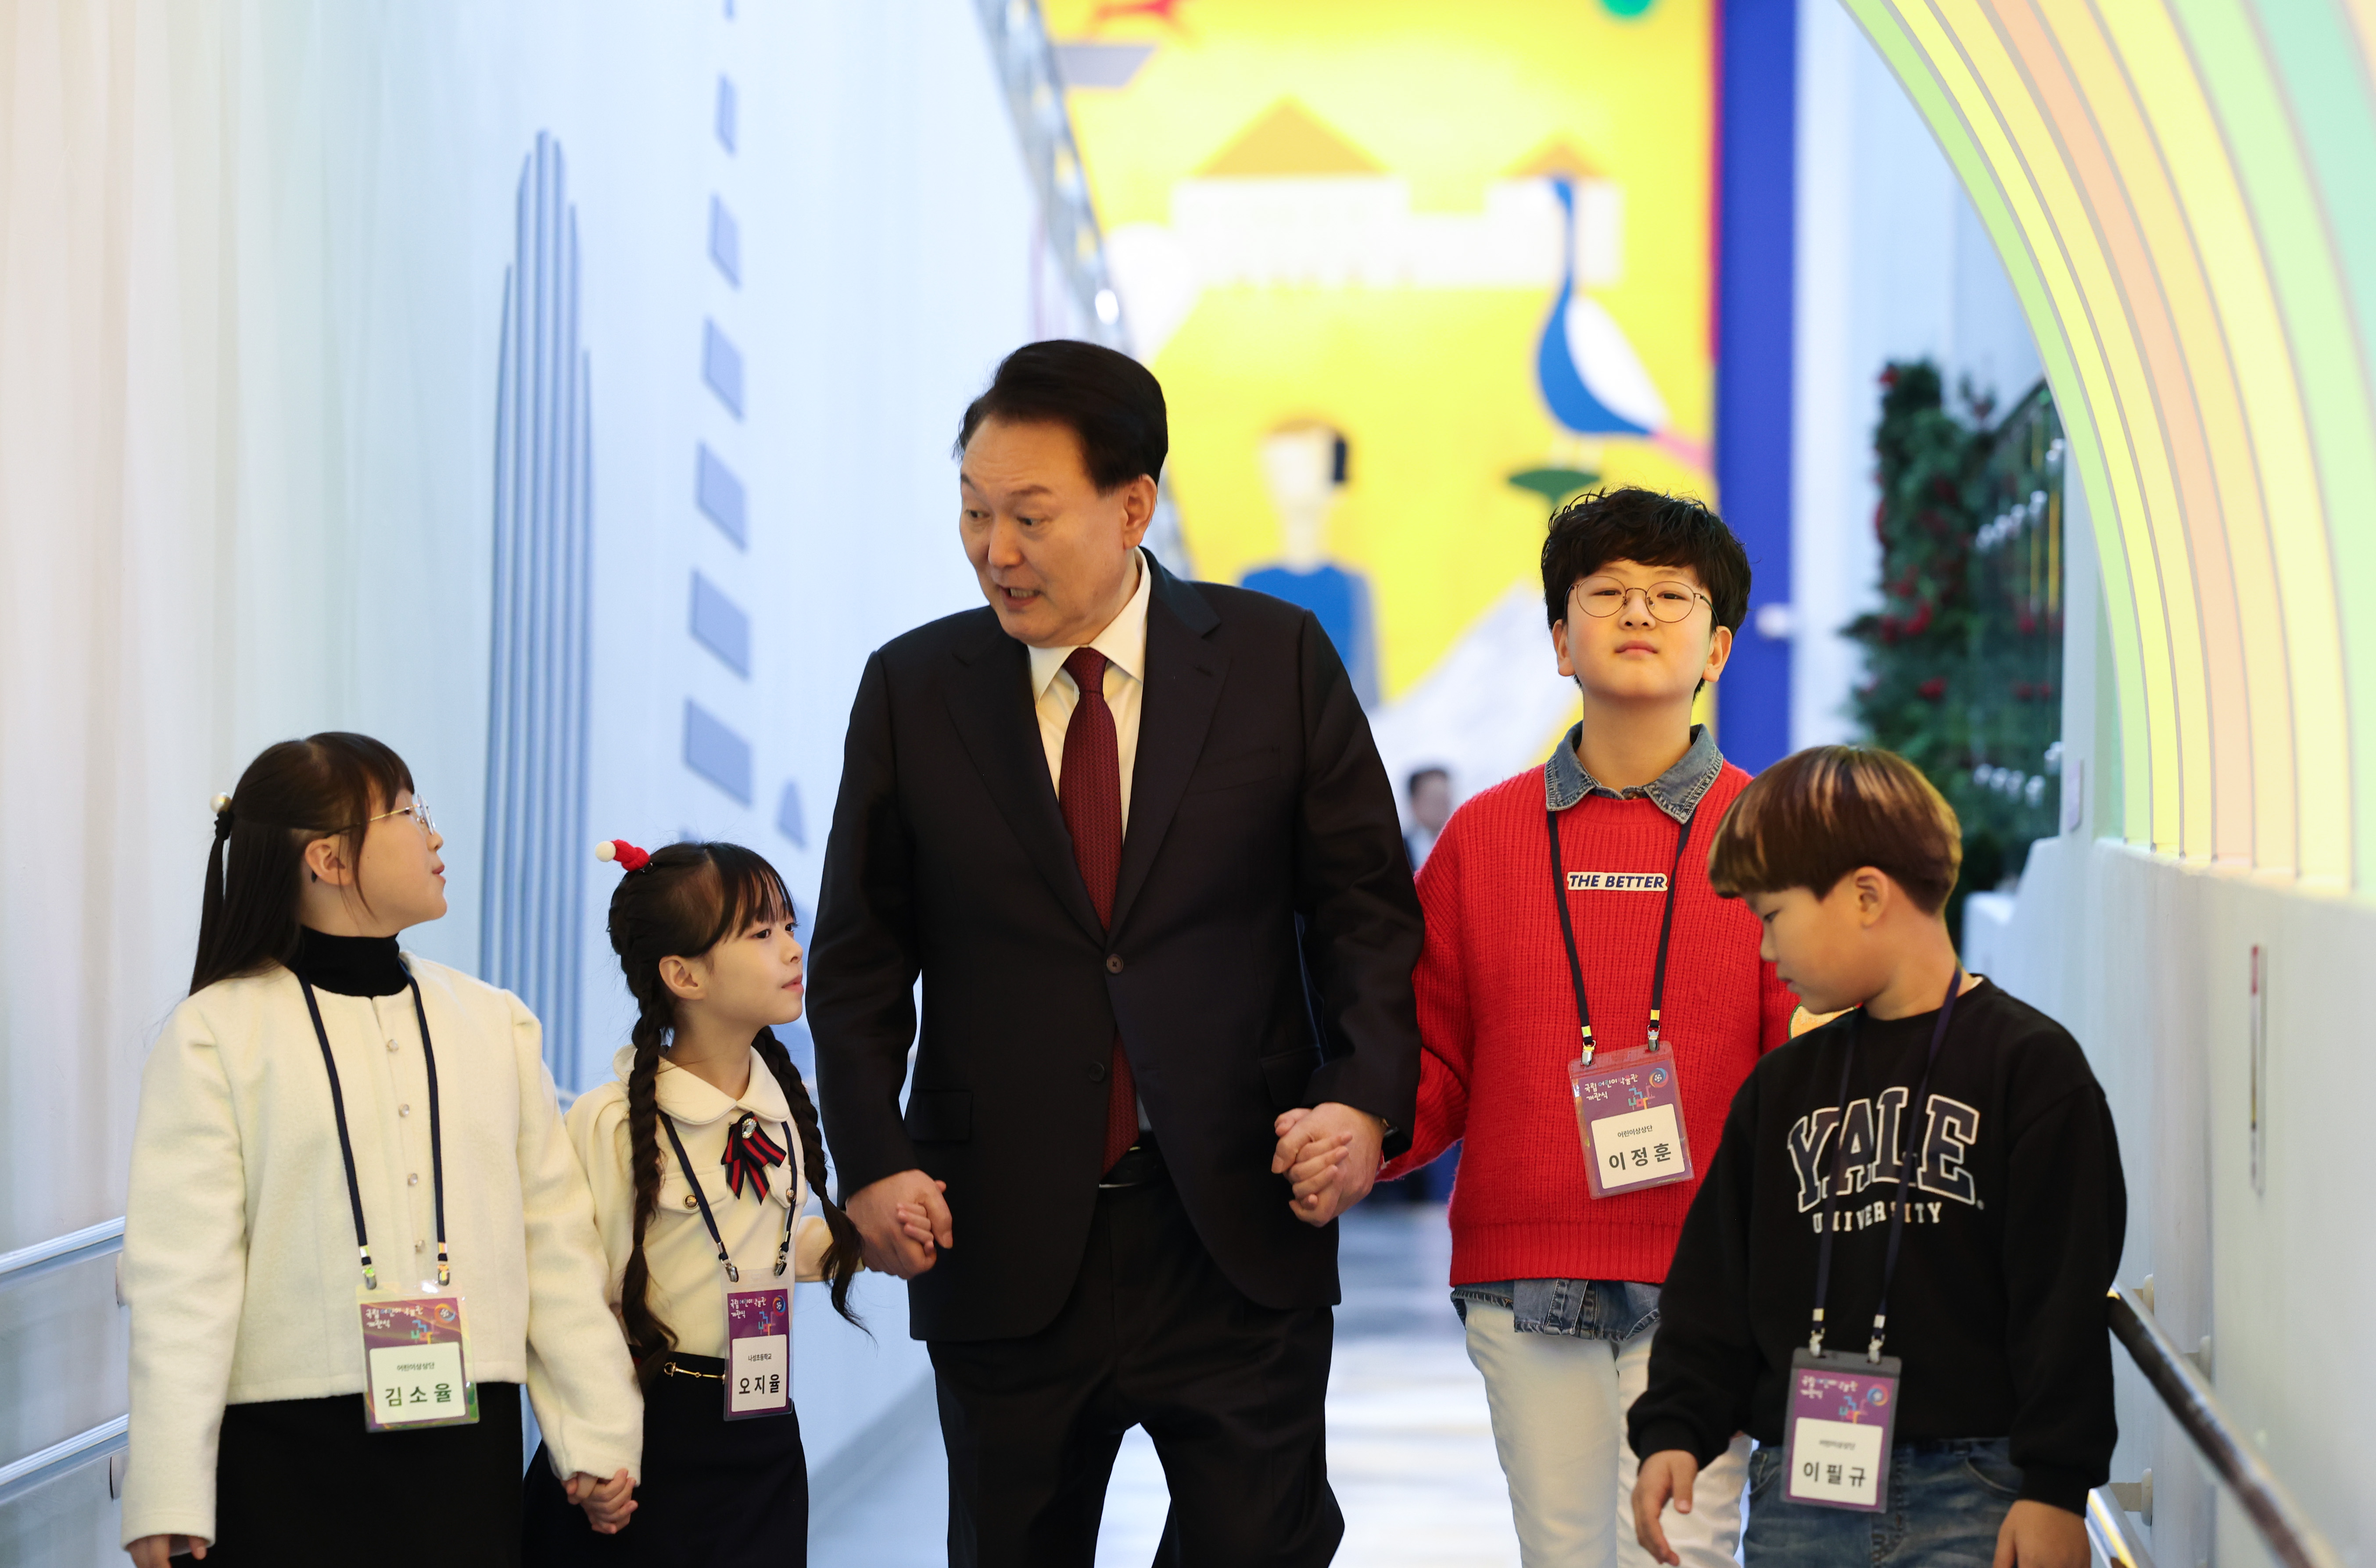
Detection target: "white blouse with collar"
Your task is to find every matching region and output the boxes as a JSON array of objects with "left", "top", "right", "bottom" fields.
[{"left": 566, "top": 1044, "right": 836, "bottom": 1360}]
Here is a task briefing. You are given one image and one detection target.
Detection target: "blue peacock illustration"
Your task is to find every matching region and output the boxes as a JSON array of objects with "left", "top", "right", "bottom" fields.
[{"left": 1510, "top": 174, "right": 1691, "bottom": 509}]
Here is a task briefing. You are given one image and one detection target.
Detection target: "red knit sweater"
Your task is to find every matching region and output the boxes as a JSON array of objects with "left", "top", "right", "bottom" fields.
[{"left": 1381, "top": 758, "right": 1794, "bottom": 1287}]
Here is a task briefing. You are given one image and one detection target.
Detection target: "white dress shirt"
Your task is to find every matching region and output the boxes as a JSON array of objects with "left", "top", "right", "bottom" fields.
[
  {"left": 1028, "top": 548, "right": 1153, "bottom": 826},
  {"left": 568, "top": 1045, "right": 835, "bottom": 1361}
]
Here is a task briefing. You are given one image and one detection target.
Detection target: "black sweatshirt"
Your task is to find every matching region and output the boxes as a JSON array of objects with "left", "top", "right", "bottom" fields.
[{"left": 1627, "top": 979, "right": 2125, "bottom": 1513}]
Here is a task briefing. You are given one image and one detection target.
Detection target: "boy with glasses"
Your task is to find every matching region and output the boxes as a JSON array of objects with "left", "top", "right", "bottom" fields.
[{"left": 1297, "top": 488, "right": 1792, "bottom": 1566}]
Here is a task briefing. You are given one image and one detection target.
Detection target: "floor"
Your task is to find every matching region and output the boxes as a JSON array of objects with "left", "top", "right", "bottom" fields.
[{"left": 807, "top": 1199, "right": 1520, "bottom": 1568}]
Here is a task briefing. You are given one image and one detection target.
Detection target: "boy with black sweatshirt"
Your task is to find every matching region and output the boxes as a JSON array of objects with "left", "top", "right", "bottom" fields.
[{"left": 1627, "top": 746, "right": 2124, "bottom": 1568}]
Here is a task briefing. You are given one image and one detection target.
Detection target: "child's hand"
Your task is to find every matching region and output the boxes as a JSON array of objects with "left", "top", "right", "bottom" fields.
[
  {"left": 125, "top": 1536, "right": 207, "bottom": 1566},
  {"left": 1992, "top": 1499, "right": 2086, "bottom": 1568},
  {"left": 1271, "top": 1105, "right": 1383, "bottom": 1226},
  {"left": 1286, "top": 1133, "right": 1353, "bottom": 1200},
  {"left": 847, "top": 1169, "right": 953, "bottom": 1277},
  {"left": 1631, "top": 1449, "right": 1699, "bottom": 1566},
  {"left": 566, "top": 1468, "right": 637, "bottom": 1535},
  {"left": 894, "top": 1199, "right": 940, "bottom": 1249}
]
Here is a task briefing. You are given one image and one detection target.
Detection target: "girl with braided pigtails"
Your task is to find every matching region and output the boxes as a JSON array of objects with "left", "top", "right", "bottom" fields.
[{"left": 523, "top": 840, "right": 882, "bottom": 1567}]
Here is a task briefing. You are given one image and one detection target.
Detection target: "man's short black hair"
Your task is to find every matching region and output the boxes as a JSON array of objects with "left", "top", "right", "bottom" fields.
[
  {"left": 1540, "top": 487, "right": 1751, "bottom": 633},
  {"left": 956, "top": 340, "right": 1168, "bottom": 493},
  {"left": 1406, "top": 766, "right": 1449, "bottom": 799}
]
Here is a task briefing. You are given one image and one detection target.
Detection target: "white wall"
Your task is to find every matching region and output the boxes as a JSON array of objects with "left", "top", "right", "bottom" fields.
[
  {"left": 1957, "top": 473, "right": 2366, "bottom": 1565},
  {"left": 0, "top": 2, "right": 1039, "bottom": 1557},
  {"left": 1791, "top": 0, "right": 2043, "bottom": 749},
  {"left": 1974, "top": 839, "right": 2376, "bottom": 1568}
]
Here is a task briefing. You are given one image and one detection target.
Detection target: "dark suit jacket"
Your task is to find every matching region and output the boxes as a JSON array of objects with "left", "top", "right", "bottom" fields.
[{"left": 809, "top": 555, "right": 1424, "bottom": 1342}]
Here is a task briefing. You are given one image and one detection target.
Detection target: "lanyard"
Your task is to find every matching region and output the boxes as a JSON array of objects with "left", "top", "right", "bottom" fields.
[
  {"left": 297, "top": 971, "right": 450, "bottom": 1293},
  {"left": 1807, "top": 969, "right": 1966, "bottom": 1360},
  {"left": 1544, "top": 798, "right": 1696, "bottom": 1065},
  {"left": 659, "top": 1113, "right": 798, "bottom": 1285}
]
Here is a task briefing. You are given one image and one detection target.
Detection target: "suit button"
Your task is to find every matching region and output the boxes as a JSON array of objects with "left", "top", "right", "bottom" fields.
[
  {"left": 684, "top": 1193, "right": 699, "bottom": 1208},
  {"left": 1105, "top": 955, "right": 1124, "bottom": 974},
  {"left": 1087, "top": 1061, "right": 1107, "bottom": 1083}
]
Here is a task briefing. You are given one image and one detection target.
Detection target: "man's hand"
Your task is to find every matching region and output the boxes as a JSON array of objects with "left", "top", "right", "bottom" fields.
[
  {"left": 565, "top": 1469, "right": 637, "bottom": 1535},
  {"left": 846, "top": 1169, "right": 952, "bottom": 1278},
  {"left": 125, "top": 1536, "right": 206, "bottom": 1566},
  {"left": 1631, "top": 1449, "right": 1699, "bottom": 1566},
  {"left": 1992, "top": 1500, "right": 2087, "bottom": 1568},
  {"left": 1269, "top": 1103, "right": 1385, "bottom": 1227}
]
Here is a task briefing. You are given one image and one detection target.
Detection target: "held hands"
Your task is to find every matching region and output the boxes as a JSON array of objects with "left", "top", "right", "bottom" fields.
[
  {"left": 846, "top": 1169, "right": 953, "bottom": 1278},
  {"left": 1269, "top": 1103, "right": 1386, "bottom": 1227},
  {"left": 566, "top": 1468, "right": 636, "bottom": 1534},
  {"left": 125, "top": 1537, "right": 206, "bottom": 1566},
  {"left": 1631, "top": 1449, "right": 1700, "bottom": 1566},
  {"left": 849, "top": 1109, "right": 1390, "bottom": 1260},
  {"left": 1992, "top": 1500, "right": 2089, "bottom": 1568}
]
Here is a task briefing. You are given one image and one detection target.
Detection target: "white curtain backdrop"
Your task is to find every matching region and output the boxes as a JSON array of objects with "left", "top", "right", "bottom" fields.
[{"left": 0, "top": 3, "right": 1048, "bottom": 1555}]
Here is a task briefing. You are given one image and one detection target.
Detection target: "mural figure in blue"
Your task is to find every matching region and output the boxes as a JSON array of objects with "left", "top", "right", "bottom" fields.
[{"left": 1240, "top": 421, "right": 1379, "bottom": 707}]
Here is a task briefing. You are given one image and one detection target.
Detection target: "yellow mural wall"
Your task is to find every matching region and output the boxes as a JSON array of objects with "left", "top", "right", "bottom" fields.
[{"left": 1053, "top": 0, "right": 1716, "bottom": 720}]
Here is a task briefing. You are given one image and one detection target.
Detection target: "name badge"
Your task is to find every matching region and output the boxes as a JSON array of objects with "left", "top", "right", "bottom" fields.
[
  {"left": 358, "top": 1292, "right": 479, "bottom": 1432},
  {"left": 1565, "top": 871, "right": 1670, "bottom": 891},
  {"left": 1784, "top": 1347, "right": 1900, "bottom": 1511},
  {"left": 1568, "top": 1046, "right": 1695, "bottom": 1199},
  {"left": 725, "top": 1286, "right": 792, "bottom": 1420}
]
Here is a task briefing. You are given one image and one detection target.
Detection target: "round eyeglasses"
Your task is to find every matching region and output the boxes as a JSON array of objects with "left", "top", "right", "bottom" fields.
[
  {"left": 368, "top": 798, "right": 436, "bottom": 838},
  {"left": 1571, "top": 577, "right": 1710, "bottom": 624}
]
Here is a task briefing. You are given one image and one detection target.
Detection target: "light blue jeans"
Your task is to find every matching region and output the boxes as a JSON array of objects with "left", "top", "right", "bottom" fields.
[{"left": 1744, "top": 1436, "right": 2024, "bottom": 1567}]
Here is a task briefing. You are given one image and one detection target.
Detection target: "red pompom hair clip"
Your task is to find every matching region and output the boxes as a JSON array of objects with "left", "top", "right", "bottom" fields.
[{"left": 595, "top": 839, "right": 652, "bottom": 872}]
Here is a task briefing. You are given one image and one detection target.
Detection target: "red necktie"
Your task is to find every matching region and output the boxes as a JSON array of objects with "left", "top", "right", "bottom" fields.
[{"left": 1059, "top": 647, "right": 1137, "bottom": 1174}]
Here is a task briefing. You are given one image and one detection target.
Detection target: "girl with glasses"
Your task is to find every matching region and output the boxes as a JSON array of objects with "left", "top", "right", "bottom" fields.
[{"left": 121, "top": 732, "right": 641, "bottom": 1567}]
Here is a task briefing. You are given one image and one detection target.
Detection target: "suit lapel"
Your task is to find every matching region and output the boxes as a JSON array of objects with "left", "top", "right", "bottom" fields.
[
  {"left": 1111, "top": 563, "right": 1226, "bottom": 939},
  {"left": 943, "top": 620, "right": 1107, "bottom": 945}
]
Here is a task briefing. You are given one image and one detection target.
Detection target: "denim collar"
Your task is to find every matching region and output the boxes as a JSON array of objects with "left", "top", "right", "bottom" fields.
[{"left": 1543, "top": 723, "right": 1723, "bottom": 823}]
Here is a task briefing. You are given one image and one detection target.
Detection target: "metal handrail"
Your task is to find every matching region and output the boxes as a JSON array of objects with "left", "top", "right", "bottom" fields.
[
  {"left": 0, "top": 1416, "right": 127, "bottom": 1510},
  {"left": 0, "top": 1219, "right": 132, "bottom": 1507},
  {"left": 0, "top": 1217, "right": 124, "bottom": 1294},
  {"left": 2106, "top": 1286, "right": 2343, "bottom": 1568},
  {"left": 2087, "top": 1484, "right": 2156, "bottom": 1567}
]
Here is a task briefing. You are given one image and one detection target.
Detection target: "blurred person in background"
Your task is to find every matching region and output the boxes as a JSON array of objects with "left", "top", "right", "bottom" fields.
[{"left": 1405, "top": 765, "right": 1454, "bottom": 871}]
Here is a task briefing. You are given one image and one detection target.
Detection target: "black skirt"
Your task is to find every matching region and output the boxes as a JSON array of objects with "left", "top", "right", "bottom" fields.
[
  {"left": 521, "top": 1355, "right": 807, "bottom": 1568},
  {"left": 200, "top": 1382, "right": 525, "bottom": 1566}
]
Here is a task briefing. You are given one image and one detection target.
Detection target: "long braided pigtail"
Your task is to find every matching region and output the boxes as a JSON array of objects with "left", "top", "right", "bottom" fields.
[
  {"left": 602, "top": 835, "right": 854, "bottom": 1351},
  {"left": 754, "top": 1027, "right": 866, "bottom": 1327},
  {"left": 616, "top": 988, "right": 679, "bottom": 1385}
]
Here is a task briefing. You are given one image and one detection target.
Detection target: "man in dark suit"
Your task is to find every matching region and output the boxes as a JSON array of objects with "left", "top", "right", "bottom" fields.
[{"left": 809, "top": 341, "right": 1423, "bottom": 1568}]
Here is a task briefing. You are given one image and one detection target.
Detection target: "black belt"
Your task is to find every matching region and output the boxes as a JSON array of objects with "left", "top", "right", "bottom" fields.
[{"left": 1098, "top": 1137, "right": 1165, "bottom": 1189}]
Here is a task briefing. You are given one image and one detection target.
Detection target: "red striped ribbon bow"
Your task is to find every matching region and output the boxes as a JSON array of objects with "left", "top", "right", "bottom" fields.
[{"left": 720, "top": 1114, "right": 787, "bottom": 1200}]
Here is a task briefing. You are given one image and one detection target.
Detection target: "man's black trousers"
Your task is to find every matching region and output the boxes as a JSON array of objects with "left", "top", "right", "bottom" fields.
[{"left": 928, "top": 1163, "right": 1342, "bottom": 1568}]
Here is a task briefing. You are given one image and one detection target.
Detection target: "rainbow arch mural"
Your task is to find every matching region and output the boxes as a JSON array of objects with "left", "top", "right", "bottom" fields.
[{"left": 1844, "top": 0, "right": 2376, "bottom": 891}]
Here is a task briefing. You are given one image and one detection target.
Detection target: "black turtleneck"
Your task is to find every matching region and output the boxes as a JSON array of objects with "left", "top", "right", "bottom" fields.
[{"left": 293, "top": 927, "right": 410, "bottom": 998}]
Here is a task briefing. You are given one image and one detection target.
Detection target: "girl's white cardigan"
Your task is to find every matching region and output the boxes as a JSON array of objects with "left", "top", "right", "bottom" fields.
[{"left": 119, "top": 956, "right": 642, "bottom": 1546}]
